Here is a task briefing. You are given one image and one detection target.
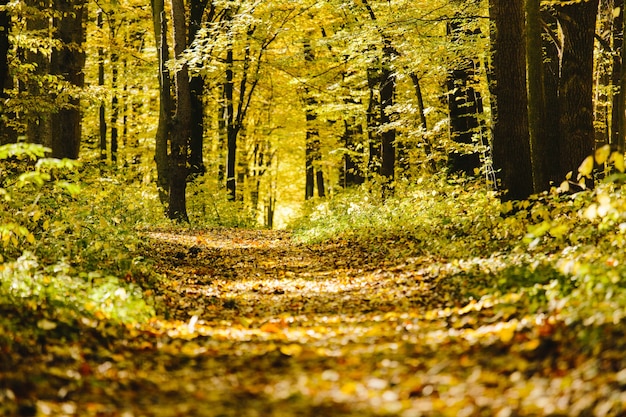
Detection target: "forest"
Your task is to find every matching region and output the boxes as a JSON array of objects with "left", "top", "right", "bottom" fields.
[{"left": 3, "top": 0, "right": 626, "bottom": 415}]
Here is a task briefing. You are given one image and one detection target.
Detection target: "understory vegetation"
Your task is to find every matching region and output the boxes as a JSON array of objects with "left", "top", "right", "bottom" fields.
[{"left": 3, "top": 143, "right": 626, "bottom": 415}]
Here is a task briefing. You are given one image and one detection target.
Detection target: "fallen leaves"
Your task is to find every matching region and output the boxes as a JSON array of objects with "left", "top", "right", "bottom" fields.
[{"left": 3, "top": 228, "right": 626, "bottom": 417}]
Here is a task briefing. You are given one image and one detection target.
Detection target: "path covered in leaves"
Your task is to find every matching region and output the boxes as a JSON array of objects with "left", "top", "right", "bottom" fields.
[{"left": 3, "top": 228, "right": 626, "bottom": 416}]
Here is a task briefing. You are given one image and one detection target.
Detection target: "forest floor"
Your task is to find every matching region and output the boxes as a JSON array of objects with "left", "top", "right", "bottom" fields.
[{"left": 3, "top": 228, "right": 626, "bottom": 416}]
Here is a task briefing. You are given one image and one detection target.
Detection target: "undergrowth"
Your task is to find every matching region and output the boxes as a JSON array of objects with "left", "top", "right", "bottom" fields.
[{"left": 291, "top": 173, "right": 626, "bottom": 339}]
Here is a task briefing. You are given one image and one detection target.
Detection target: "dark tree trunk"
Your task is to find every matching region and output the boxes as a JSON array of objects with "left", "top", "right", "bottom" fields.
[
  {"left": 110, "top": 15, "right": 119, "bottom": 164},
  {"left": 409, "top": 72, "right": 434, "bottom": 171},
  {"left": 0, "top": 0, "right": 10, "bottom": 99},
  {"left": 366, "top": 66, "right": 382, "bottom": 177},
  {"left": 168, "top": 0, "right": 190, "bottom": 222},
  {"left": 489, "top": 0, "right": 533, "bottom": 200},
  {"left": 188, "top": 0, "right": 210, "bottom": 176},
  {"left": 556, "top": 0, "right": 599, "bottom": 185},
  {"left": 303, "top": 38, "right": 325, "bottom": 200},
  {"left": 613, "top": 0, "right": 626, "bottom": 152},
  {"left": 379, "top": 41, "right": 396, "bottom": 196},
  {"left": 49, "top": 0, "right": 86, "bottom": 159},
  {"left": 341, "top": 109, "right": 365, "bottom": 188},
  {"left": 25, "top": 0, "right": 50, "bottom": 146},
  {"left": 97, "top": 9, "right": 107, "bottom": 160},
  {"left": 446, "top": 16, "right": 483, "bottom": 176},
  {"left": 526, "top": 0, "right": 550, "bottom": 192},
  {"left": 150, "top": 0, "right": 171, "bottom": 203},
  {"left": 225, "top": 37, "right": 236, "bottom": 201},
  {"left": 541, "top": 7, "right": 562, "bottom": 186}
]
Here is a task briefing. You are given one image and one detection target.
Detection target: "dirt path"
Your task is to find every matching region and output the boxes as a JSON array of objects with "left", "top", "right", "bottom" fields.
[{"left": 3, "top": 228, "right": 621, "bottom": 416}]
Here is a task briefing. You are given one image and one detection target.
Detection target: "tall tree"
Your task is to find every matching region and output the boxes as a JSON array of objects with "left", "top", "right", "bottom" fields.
[
  {"left": 150, "top": 0, "right": 172, "bottom": 203},
  {"left": 224, "top": 8, "right": 236, "bottom": 200},
  {"left": 362, "top": 0, "right": 396, "bottom": 193},
  {"left": 303, "top": 37, "right": 325, "bottom": 200},
  {"left": 446, "top": 4, "right": 484, "bottom": 176},
  {"left": 612, "top": 0, "right": 625, "bottom": 152},
  {"left": 0, "top": 0, "right": 10, "bottom": 99},
  {"left": 97, "top": 9, "right": 107, "bottom": 160},
  {"left": 49, "top": 0, "right": 87, "bottom": 159},
  {"left": 489, "top": 0, "right": 533, "bottom": 200},
  {"left": 169, "top": 0, "right": 191, "bottom": 221},
  {"left": 188, "top": 0, "right": 211, "bottom": 176},
  {"left": 526, "top": 0, "right": 550, "bottom": 192},
  {"left": 556, "top": 0, "right": 600, "bottom": 184}
]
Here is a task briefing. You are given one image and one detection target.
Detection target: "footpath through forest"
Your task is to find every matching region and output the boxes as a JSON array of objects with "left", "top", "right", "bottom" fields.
[{"left": 3, "top": 228, "right": 626, "bottom": 416}]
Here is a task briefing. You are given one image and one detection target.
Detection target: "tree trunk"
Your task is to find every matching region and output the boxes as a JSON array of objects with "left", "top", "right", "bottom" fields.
[
  {"left": 97, "top": 9, "right": 107, "bottom": 160},
  {"left": 150, "top": 0, "right": 171, "bottom": 203},
  {"left": 341, "top": 109, "right": 365, "bottom": 188},
  {"left": 542, "top": 7, "right": 562, "bottom": 186},
  {"left": 25, "top": 0, "right": 50, "bottom": 146},
  {"left": 379, "top": 41, "right": 396, "bottom": 196},
  {"left": 409, "top": 72, "right": 434, "bottom": 171},
  {"left": 303, "top": 38, "right": 325, "bottom": 199},
  {"left": 110, "top": 14, "right": 119, "bottom": 164},
  {"left": 614, "top": 0, "right": 626, "bottom": 152},
  {"left": 366, "top": 66, "right": 382, "bottom": 177},
  {"left": 225, "top": 28, "right": 237, "bottom": 201},
  {"left": 489, "top": 0, "right": 533, "bottom": 200},
  {"left": 168, "top": 0, "right": 190, "bottom": 222},
  {"left": 188, "top": 0, "right": 210, "bottom": 176},
  {"left": 526, "top": 0, "right": 550, "bottom": 192},
  {"left": 0, "top": 0, "right": 9, "bottom": 99},
  {"left": 49, "top": 0, "right": 86, "bottom": 159},
  {"left": 556, "top": 0, "right": 600, "bottom": 185},
  {"left": 446, "top": 15, "right": 483, "bottom": 176}
]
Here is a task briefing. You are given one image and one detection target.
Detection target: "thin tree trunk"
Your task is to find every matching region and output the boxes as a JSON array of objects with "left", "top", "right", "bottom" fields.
[
  {"left": 367, "top": 66, "right": 382, "bottom": 177},
  {"left": 526, "top": 0, "right": 549, "bottom": 192},
  {"left": 303, "top": 37, "right": 325, "bottom": 199},
  {"left": 168, "top": 0, "right": 190, "bottom": 222},
  {"left": 0, "top": 0, "right": 9, "bottom": 99},
  {"left": 614, "top": 0, "right": 626, "bottom": 152},
  {"left": 188, "top": 0, "right": 210, "bottom": 176},
  {"left": 225, "top": 25, "right": 236, "bottom": 201},
  {"left": 98, "top": 9, "right": 107, "bottom": 160},
  {"left": 110, "top": 14, "right": 119, "bottom": 164},
  {"left": 150, "top": 0, "right": 171, "bottom": 203},
  {"left": 409, "top": 72, "right": 435, "bottom": 171},
  {"left": 379, "top": 40, "right": 396, "bottom": 196}
]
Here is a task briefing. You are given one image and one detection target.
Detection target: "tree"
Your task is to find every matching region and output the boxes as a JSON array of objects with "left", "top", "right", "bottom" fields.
[
  {"left": 488, "top": 0, "right": 533, "bottom": 200},
  {"left": 526, "top": 0, "right": 550, "bottom": 192},
  {"left": 446, "top": 10, "right": 484, "bottom": 176},
  {"left": 49, "top": 0, "right": 87, "bottom": 159},
  {"left": 303, "top": 36, "right": 325, "bottom": 200},
  {"left": 168, "top": 0, "right": 191, "bottom": 222},
  {"left": 188, "top": 0, "right": 212, "bottom": 177},
  {"left": 556, "top": 0, "right": 600, "bottom": 185},
  {"left": 362, "top": 0, "right": 397, "bottom": 194},
  {"left": 150, "top": 0, "right": 172, "bottom": 203}
]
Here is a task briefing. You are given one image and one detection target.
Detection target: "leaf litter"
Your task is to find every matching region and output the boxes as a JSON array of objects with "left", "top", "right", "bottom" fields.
[{"left": 2, "top": 228, "right": 626, "bottom": 416}]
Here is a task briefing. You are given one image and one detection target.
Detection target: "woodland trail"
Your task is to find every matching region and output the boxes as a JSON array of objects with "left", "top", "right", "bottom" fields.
[{"left": 4, "top": 228, "right": 626, "bottom": 416}]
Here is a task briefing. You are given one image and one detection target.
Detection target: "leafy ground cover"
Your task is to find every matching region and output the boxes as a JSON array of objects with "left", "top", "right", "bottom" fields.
[
  {"left": 3, "top": 215, "right": 626, "bottom": 416},
  {"left": 3, "top": 147, "right": 626, "bottom": 416}
]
